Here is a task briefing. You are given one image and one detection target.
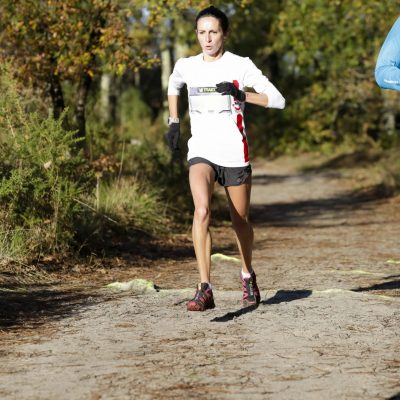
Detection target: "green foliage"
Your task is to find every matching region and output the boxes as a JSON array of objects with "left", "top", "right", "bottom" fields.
[
  {"left": 119, "top": 87, "right": 153, "bottom": 137},
  {"left": 0, "top": 0, "right": 165, "bottom": 144},
  {"left": 188, "top": 0, "right": 399, "bottom": 154},
  {"left": 143, "top": 0, "right": 254, "bottom": 27},
  {"left": 86, "top": 84, "right": 154, "bottom": 156},
  {"left": 120, "top": 137, "right": 193, "bottom": 222},
  {"left": 97, "top": 177, "right": 168, "bottom": 236},
  {"left": 0, "top": 65, "right": 175, "bottom": 259},
  {"left": 0, "top": 222, "right": 29, "bottom": 262},
  {"left": 266, "top": 0, "right": 398, "bottom": 151},
  {"left": 0, "top": 65, "right": 92, "bottom": 255},
  {"left": 0, "top": 0, "right": 156, "bottom": 80},
  {"left": 84, "top": 78, "right": 193, "bottom": 220}
]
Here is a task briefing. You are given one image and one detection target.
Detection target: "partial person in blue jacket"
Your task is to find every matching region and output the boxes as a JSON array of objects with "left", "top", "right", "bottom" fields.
[{"left": 375, "top": 17, "right": 400, "bottom": 90}]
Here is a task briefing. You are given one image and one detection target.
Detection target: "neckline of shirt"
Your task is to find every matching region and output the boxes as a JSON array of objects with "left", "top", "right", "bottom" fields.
[{"left": 200, "top": 51, "right": 231, "bottom": 64}]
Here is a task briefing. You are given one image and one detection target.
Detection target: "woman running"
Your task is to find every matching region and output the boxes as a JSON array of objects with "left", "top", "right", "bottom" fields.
[{"left": 166, "top": 6, "right": 285, "bottom": 311}]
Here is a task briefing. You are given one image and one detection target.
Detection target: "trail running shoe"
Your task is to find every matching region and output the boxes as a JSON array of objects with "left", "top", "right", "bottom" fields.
[
  {"left": 187, "top": 282, "right": 215, "bottom": 311},
  {"left": 240, "top": 270, "right": 261, "bottom": 306}
]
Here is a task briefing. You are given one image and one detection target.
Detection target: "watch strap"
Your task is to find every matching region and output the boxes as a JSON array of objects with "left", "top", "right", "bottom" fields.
[{"left": 168, "top": 117, "right": 180, "bottom": 125}]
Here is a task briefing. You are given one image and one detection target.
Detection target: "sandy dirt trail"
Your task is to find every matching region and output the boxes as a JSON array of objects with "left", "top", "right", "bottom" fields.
[{"left": 0, "top": 158, "right": 399, "bottom": 399}]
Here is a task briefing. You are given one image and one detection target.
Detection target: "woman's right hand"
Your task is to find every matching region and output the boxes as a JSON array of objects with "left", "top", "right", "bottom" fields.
[{"left": 165, "top": 122, "right": 181, "bottom": 152}]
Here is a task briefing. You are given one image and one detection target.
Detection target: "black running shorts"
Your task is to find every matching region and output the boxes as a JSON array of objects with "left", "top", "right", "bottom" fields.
[{"left": 188, "top": 157, "right": 252, "bottom": 187}]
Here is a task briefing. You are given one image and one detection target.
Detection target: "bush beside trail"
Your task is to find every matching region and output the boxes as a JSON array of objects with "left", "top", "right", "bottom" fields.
[
  {"left": 0, "top": 66, "right": 177, "bottom": 263},
  {"left": 0, "top": 65, "right": 90, "bottom": 259}
]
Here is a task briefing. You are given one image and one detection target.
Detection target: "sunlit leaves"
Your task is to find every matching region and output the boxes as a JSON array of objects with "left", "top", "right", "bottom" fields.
[
  {"left": 268, "top": 0, "right": 399, "bottom": 146},
  {"left": 0, "top": 0, "right": 158, "bottom": 82}
]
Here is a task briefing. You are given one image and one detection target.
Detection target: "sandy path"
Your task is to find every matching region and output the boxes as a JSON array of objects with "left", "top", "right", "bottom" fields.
[{"left": 0, "top": 158, "right": 399, "bottom": 399}]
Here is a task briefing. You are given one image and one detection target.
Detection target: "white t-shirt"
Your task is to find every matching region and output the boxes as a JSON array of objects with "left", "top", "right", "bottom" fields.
[{"left": 168, "top": 51, "right": 285, "bottom": 167}]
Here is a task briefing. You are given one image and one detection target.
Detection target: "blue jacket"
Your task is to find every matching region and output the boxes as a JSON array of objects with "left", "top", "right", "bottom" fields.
[{"left": 375, "top": 17, "right": 400, "bottom": 90}]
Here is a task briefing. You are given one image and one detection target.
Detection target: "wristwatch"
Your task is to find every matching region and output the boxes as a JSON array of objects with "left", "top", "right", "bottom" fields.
[{"left": 168, "top": 117, "right": 180, "bottom": 125}]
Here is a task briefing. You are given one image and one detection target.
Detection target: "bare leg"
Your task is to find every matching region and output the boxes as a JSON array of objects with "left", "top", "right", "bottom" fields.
[
  {"left": 225, "top": 176, "right": 253, "bottom": 274},
  {"left": 189, "top": 163, "right": 215, "bottom": 283}
]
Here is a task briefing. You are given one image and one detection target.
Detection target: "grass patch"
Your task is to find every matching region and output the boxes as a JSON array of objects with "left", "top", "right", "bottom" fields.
[
  {"left": 0, "top": 227, "right": 29, "bottom": 263},
  {"left": 96, "top": 177, "right": 168, "bottom": 236}
]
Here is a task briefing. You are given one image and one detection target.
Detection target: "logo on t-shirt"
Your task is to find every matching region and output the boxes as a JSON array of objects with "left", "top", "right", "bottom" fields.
[
  {"left": 190, "top": 87, "right": 218, "bottom": 96},
  {"left": 189, "top": 86, "right": 231, "bottom": 114}
]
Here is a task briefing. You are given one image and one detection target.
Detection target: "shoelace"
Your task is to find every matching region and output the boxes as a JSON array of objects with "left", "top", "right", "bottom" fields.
[
  {"left": 194, "top": 289, "right": 208, "bottom": 304},
  {"left": 243, "top": 278, "right": 254, "bottom": 298},
  {"left": 248, "top": 279, "right": 254, "bottom": 297}
]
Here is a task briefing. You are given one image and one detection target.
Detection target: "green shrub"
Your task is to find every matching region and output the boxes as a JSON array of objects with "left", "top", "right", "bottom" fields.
[
  {"left": 84, "top": 75, "right": 194, "bottom": 224},
  {"left": 0, "top": 65, "right": 92, "bottom": 257},
  {"left": 0, "top": 217, "right": 30, "bottom": 262},
  {"left": 98, "top": 177, "right": 167, "bottom": 235},
  {"left": 122, "top": 138, "right": 194, "bottom": 220}
]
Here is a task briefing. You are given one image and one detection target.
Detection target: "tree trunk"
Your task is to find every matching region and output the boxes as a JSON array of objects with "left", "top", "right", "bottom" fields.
[
  {"left": 75, "top": 71, "right": 92, "bottom": 149},
  {"left": 74, "top": 9, "right": 106, "bottom": 149},
  {"left": 100, "top": 73, "right": 111, "bottom": 124},
  {"left": 161, "top": 43, "right": 173, "bottom": 123},
  {"left": 49, "top": 73, "right": 65, "bottom": 121},
  {"left": 381, "top": 90, "right": 397, "bottom": 137},
  {"left": 160, "top": 20, "right": 188, "bottom": 122}
]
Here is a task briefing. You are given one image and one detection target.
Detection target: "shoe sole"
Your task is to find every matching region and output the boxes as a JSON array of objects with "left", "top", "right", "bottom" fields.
[{"left": 187, "top": 301, "right": 215, "bottom": 312}]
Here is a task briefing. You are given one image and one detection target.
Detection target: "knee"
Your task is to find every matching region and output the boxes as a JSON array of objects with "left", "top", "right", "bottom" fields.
[{"left": 194, "top": 206, "right": 210, "bottom": 225}]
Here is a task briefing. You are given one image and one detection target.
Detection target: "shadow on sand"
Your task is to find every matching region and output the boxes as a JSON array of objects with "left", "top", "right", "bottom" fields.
[
  {"left": 261, "top": 289, "right": 312, "bottom": 305},
  {"left": 352, "top": 279, "right": 400, "bottom": 293},
  {"left": 211, "top": 304, "right": 259, "bottom": 322},
  {"left": 250, "top": 191, "right": 383, "bottom": 229},
  {"left": 211, "top": 289, "right": 313, "bottom": 323},
  {"left": 0, "top": 284, "right": 105, "bottom": 330}
]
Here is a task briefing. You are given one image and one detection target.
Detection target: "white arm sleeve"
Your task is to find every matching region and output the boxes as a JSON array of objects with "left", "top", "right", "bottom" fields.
[
  {"left": 168, "top": 58, "right": 186, "bottom": 95},
  {"left": 243, "top": 58, "right": 285, "bottom": 109}
]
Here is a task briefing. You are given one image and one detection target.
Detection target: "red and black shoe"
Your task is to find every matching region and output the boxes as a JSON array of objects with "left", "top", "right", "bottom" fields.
[
  {"left": 187, "top": 282, "right": 215, "bottom": 311},
  {"left": 240, "top": 270, "right": 261, "bottom": 307}
]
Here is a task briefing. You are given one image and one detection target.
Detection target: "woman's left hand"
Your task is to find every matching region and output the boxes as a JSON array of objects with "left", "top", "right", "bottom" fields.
[{"left": 216, "top": 81, "right": 246, "bottom": 102}]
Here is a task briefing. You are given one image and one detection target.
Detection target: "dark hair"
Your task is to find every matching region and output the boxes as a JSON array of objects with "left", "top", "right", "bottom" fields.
[{"left": 195, "top": 6, "right": 229, "bottom": 34}]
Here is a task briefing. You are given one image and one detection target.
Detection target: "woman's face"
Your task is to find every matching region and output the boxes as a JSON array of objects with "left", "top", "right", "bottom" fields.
[{"left": 196, "top": 16, "right": 225, "bottom": 58}]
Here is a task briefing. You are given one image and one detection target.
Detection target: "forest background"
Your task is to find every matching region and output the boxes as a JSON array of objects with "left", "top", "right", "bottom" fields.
[{"left": 0, "top": 0, "right": 399, "bottom": 264}]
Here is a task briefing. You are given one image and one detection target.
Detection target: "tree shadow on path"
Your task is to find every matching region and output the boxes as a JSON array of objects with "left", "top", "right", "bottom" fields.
[
  {"left": 250, "top": 168, "right": 393, "bottom": 229},
  {"left": 250, "top": 192, "right": 380, "bottom": 229},
  {"left": 0, "top": 284, "right": 105, "bottom": 331}
]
